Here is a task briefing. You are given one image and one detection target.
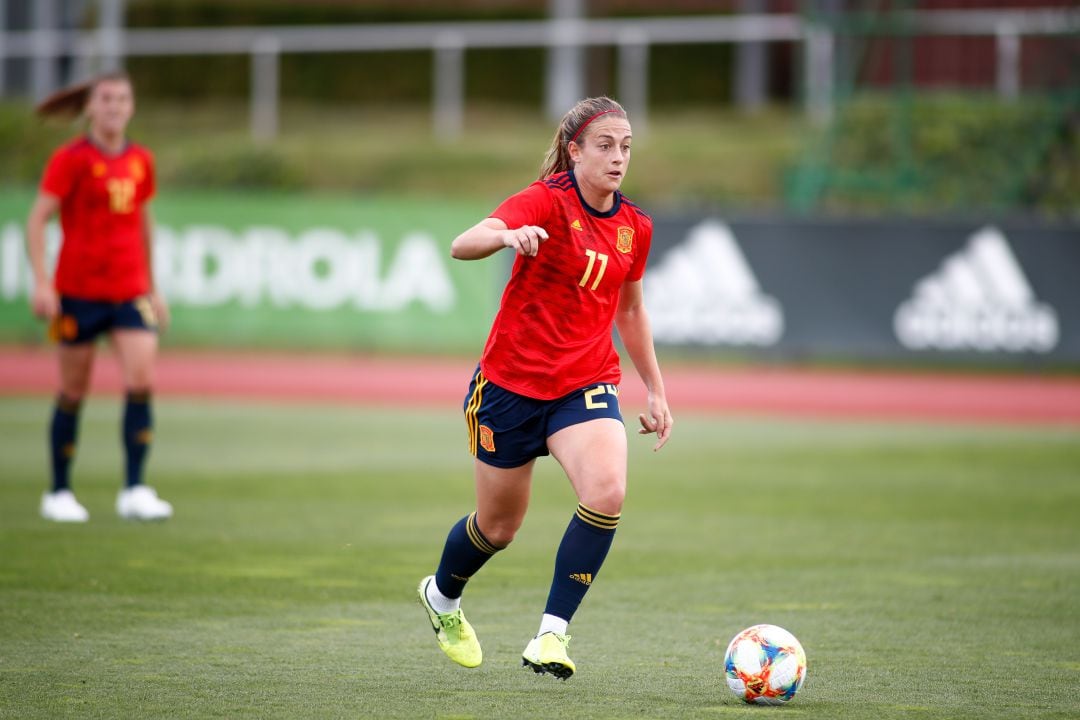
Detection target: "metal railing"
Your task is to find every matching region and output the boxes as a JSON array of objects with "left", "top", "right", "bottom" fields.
[{"left": 1, "top": 8, "right": 1076, "bottom": 141}]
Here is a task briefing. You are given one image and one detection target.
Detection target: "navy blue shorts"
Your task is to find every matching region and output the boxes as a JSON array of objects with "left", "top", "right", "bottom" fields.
[
  {"left": 463, "top": 366, "right": 624, "bottom": 469},
  {"left": 50, "top": 296, "right": 158, "bottom": 345}
]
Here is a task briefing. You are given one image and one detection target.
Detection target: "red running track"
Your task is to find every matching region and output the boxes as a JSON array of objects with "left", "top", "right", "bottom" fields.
[{"left": 1, "top": 346, "right": 1078, "bottom": 426}]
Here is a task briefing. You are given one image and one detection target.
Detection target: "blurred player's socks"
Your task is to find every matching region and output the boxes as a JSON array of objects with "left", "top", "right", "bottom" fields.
[
  {"left": 49, "top": 394, "right": 81, "bottom": 492},
  {"left": 123, "top": 389, "right": 153, "bottom": 487},
  {"left": 433, "top": 512, "right": 503, "bottom": 609},
  {"left": 543, "top": 504, "right": 619, "bottom": 622}
]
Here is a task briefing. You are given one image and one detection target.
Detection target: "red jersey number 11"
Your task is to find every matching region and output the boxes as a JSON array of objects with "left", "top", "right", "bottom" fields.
[
  {"left": 579, "top": 249, "right": 609, "bottom": 291},
  {"left": 107, "top": 178, "right": 136, "bottom": 214}
]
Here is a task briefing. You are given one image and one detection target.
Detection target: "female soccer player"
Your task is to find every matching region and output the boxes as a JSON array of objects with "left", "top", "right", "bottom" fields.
[
  {"left": 418, "top": 96, "right": 672, "bottom": 678},
  {"left": 27, "top": 71, "right": 173, "bottom": 522}
]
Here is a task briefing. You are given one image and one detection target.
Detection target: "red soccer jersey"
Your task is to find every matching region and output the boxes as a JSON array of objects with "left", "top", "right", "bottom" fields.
[
  {"left": 41, "top": 137, "right": 155, "bottom": 301},
  {"left": 481, "top": 170, "right": 653, "bottom": 400}
]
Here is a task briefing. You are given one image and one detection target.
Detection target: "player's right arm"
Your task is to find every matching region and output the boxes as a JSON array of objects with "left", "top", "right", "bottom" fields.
[
  {"left": 451, "top": 218, "right": 548, "bottom": 260},
  {"left": 26, "top": 192, "right": 61, "bottom": 320}
]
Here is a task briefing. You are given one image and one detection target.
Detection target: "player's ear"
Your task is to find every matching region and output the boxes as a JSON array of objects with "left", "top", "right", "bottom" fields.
[{"left": 568, "top": 140, "right": 583, "bottom": 164}]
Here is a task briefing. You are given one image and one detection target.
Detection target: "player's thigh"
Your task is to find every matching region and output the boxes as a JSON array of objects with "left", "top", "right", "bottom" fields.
[
  {"left": 463, "top": 367, "right": 549, "bottom": 468},
  {"left": 474, "top": 458, "right": 535, "bottom": 547},
  {"left": 110, "top": 329, "right": 158, "bottom": 389},
  {"left": 57, "top": 342, "right": 97, "bottom": 399},
  {"left": 547, "top": 418, "right": 627, "bottom": 515}
]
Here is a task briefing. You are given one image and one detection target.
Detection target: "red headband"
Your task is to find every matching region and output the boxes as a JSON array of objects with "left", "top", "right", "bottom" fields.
[{"left": 569, "top": 109, "right": 619, "bottom": 143}]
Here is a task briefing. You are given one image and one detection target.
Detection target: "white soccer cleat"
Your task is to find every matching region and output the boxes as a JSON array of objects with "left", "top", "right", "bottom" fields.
[
  {"left": 40, "top": 490, "right": 90, "bottom": 523},
  {"left": 116, "top": 485, "right": 173, "bottom": 521}
]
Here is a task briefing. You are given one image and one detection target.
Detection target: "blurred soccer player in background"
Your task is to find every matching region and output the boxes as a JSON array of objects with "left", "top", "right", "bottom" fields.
[
  {"left": 27, "top": 71, "right": 173, "bottom": 523},
  {"left": 418, "top": 96, "right": 672, "bottom": 679}
]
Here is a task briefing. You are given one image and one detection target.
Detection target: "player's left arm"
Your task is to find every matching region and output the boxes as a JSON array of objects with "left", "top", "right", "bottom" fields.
[
  {"left": 141, "top": 205, "right": 169, "bottom": 332},
  {"left": 615, "top": 278, "right": 672, "bottom": 451}
]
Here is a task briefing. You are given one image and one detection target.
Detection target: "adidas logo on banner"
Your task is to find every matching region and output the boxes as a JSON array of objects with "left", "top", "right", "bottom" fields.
[
  {"left": 894, "top": 226, "right": 1059, "bottom": 353},
  {"left": 644, "top": 220, "right": 782, "bottom": 346}
]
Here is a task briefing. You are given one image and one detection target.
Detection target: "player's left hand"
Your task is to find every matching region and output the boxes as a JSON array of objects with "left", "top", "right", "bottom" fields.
[
  {"left": 638, "top": 394, "right": 673, "bottom": 451},
  {"left": 149, "top": 291, "right": 170, "bottom": 333}
]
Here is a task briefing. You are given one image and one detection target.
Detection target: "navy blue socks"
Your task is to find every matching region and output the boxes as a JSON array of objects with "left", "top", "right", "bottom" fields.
[
  {"left": 432, "top": 503, "right": 619, "bottom": 623},
  {"left": 49, "top": 395, "right": 81, "bottom": 492},
  {"left": 123, "top": 389, "right": 153, "bottom": 488},
  {"left": 48, "top": 391, "right": 153, "bottom": 492},
  {"left": 544, "top": 504, "right": 620, "bottom": 622},
  {"left": 434, "top": 512, "right": 503, "bottom": 599}
]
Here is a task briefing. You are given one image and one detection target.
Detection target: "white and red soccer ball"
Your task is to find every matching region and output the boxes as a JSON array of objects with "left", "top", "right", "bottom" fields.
[{"left": 723, "top": 624, "right": 807, "bottom": 705}]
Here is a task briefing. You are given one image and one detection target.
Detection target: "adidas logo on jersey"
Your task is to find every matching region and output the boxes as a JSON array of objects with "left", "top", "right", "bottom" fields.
[
  {"left": 894, "top": 226, "right": 1059, "bottom": 353},
  {"left": 644, "top": 220, "right": 782, "bottom": 346},
  {"left": 571, "top": 219, "right": 583, "bottom": 231},
  {"left": 569, "top": 573, "right": 593, "bottom": 585}
]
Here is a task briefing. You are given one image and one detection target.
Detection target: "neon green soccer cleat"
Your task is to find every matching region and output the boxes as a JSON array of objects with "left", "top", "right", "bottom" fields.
[
  {"left": 522, "top": 631, "right": 576, "bottom": 680},
  {"left": 417, "top": 576, "right": 482, "bottom": 668}
]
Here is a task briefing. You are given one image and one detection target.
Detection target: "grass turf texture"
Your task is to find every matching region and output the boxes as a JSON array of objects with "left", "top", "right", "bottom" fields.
[{"left": 1, "top": 396, "right": 1078, "bottom": 719}]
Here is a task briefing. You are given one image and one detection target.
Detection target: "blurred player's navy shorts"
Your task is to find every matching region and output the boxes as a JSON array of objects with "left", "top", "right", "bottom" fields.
[{"left": 52, "top": 296, "right": 158, "bottom": 344}]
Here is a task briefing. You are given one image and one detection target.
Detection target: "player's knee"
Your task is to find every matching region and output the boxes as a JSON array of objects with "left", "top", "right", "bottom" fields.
[
  {"left": 478, "top": 517, "right": 521, "bottom": 548},
  {"left": 581, "top": 478, "right": 625, "bottom": 516},
  {"left": 484, "top": 524, "right": 518, "bottom": 549},
  {"left": 126, "top": 369, "right": 155, "bottom": 389},
  {"left": 59, "top": 382, "right": 89, "bottom": 403}
]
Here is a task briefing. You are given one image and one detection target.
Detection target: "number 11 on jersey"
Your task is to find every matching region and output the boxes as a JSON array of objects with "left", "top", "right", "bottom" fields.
[{"left": 579, "top": 249, "right": 609, "bottom": 291}]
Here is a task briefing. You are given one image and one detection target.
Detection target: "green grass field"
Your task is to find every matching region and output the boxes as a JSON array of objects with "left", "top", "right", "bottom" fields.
[{"left": 1, "top": 396, "right": 1078, "bottom": 719}]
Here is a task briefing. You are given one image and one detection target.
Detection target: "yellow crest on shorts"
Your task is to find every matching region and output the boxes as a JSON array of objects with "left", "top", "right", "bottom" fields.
[
  {"left": 616, "top": 226, "right": 634, "bottom": 254},
  {"left": 479, "top": 425, "right": 496, "bottom": 453}
]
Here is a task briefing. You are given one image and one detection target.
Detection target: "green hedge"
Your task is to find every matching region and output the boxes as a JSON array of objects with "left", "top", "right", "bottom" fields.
[
  {"left": 5, "top": 89, "right": 1074, "bottom": 214},
  {"left": 787, "top": 92, "right": 1079, "bottom": 216},
  {"left": 0, "top": 101, "right": 804, "bottom": 206}
]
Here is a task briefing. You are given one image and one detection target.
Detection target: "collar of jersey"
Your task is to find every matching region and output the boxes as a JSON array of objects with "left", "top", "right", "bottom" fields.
[
  {"left": 568, "top": 169, "right": 623, "bottom": 219},
  {"left": 83, "top": 134, "right": 131, "bottom": 158}
]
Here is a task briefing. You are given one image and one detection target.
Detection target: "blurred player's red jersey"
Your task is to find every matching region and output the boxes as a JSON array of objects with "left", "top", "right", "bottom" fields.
[
  {"left": 482, "top": 170, "right": 653, "bottom": 400},
  {"left": 41, "top": 137, "right": 155, "bottom": 301}
]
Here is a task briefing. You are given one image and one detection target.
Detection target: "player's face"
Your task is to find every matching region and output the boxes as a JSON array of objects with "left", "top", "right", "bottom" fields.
[
  {"left": 570, "top": 116, "right": 632, "bottom": 197},
  {"left": 86, "top": 79, "right": 134, "bottom": 138}
]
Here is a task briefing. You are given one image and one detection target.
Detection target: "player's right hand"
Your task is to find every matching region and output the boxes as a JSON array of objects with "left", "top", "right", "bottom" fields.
[
  {"left": 503, "top": 225, "right": 549, "bottom": 257},
  {"left": 30, "top": 283, "right": 59, "bottom": 321}
]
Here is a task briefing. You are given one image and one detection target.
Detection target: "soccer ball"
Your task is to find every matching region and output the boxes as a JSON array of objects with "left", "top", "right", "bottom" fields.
[{"left": 723, "top": 624, "right": 807, "bottom": 705}]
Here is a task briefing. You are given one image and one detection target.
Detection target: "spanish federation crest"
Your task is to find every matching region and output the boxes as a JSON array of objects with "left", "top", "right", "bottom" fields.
[
  {"left": 479, "top": 425, "right": 495, "bottom": 453},
  {"left": 616, "top": 226, "right": 634, "bottom": 254},
  {"left": 129, "top": 158, "right": 146, "bottom": 182}
]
